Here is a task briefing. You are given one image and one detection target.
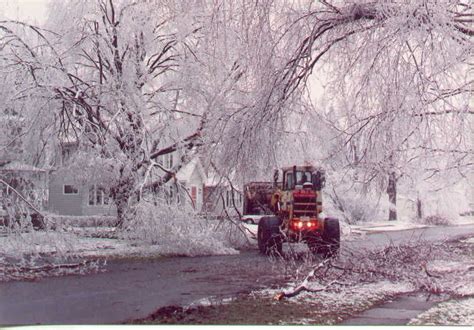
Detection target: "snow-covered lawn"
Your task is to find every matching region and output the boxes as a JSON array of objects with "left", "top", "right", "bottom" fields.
[
  {"left": 0, "top": 231, "right": 162, "bottom": 259},
  {"left": 0, "top": 210, "right": 247, "bottom": 281},
  {"left": 249, "top": 281, "right": 416, "bottom": 325},
  {"left": 347, "top": 215, "right": 474, "bottom": 235},
  {"left": 456, "top": 215, "right": 474, "bottom": 226},
  {"left": 348, "top": 221, "right": 428, "bottom": 234},
  {"left": 0, "top": 228, "right": 240, "bottom": 261},
  {"left": 408, "top": 298, "right": 474, "bottom": 326}
]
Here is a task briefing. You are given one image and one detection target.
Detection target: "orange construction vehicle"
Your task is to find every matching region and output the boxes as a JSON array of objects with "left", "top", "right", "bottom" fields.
[{"left": 248, "top": 164, "right": 340, "bottom": 257}]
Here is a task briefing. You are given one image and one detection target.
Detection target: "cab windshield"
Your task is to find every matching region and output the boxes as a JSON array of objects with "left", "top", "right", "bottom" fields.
[
  {"left": 283, "top": 169, "right": 325, "bottom": 190},
  {"left": 285, "top": 170, "right": 313, "bottom": 190},
  {"left": 296, "top": 171, "right": 312, "bottom": 185}
]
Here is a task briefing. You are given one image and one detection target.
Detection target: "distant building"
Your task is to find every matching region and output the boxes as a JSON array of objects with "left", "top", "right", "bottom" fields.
[{"left": 174, "top": 157, "right": 207, "bottom": 212}]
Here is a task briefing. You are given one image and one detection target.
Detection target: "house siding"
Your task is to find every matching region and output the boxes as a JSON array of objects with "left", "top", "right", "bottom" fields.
[
  {"left": 48, "top": 172, "right": 117, "bottom": 216},
  {"left": 48, "top": 154, "right": 209, "bottom": 217},
  {"left": 48, "top": 174, "right": 83, "bottom": 216}
]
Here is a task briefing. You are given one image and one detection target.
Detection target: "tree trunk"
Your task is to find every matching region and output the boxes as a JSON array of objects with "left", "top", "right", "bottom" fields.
[
  {"left": 387, "top": 172, "right": 397, "bottom": 221},
  {"left": 416, "top": 197, "right": 423, "bottom": 220},
  {"left": 112, "top": 176, "right": 135, "bottom": 228}
]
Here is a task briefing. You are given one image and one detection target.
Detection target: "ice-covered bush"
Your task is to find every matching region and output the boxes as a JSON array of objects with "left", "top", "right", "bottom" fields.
[
  {"left": 418, "top": 215, "right": 452, "bottom": 226},
  {"left": 46, "top": 214, "right": 117, "bottom": 228},
  {"left": 325, "top": 188, "right": 384, "bottom": 225},
  {"left": 119, "top": 200, "right": 248, "bottom": 256}
]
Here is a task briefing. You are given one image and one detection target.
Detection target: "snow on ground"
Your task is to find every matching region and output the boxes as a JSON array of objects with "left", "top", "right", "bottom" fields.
[
  {"left": 428, "top": 260, "right": 474, "bottom": 274},
  {"left": 453, "top": 215, "right": 474, "bottom": 226},
  {"left": 242, "top": 223, "right": 258, "bottom": 239},
  {"left": 269, "top": 280, "right": 415, "bottom": 305},
  {"left": 0, "top": 230, "right": 161, "bottom": 259},
  {"left": 342, "top": 215, "right": 474, "bottom": 237},
  {"left": 348, "top": 221, "right": 428, "bottom": 234},
  {"left": 426, "top": 260, "right": 474, "bottom": 297},
  {"left": 2, "top": 214, "right": 472, "bottom": 261},
  {"left": 408, "top": 297, "right": 474, "bottom": 326},
  {"left": 463, "top": 237, "right": 474, "bottom": 244},
  {"left": 0, "top": 227, "right": 238, "bottom": 263},
  {"left": 255, "top": 281, "right": 415, "bottom": 325},
  {"left": 1, "top": 214, "right": 472, "bottom": 281}
]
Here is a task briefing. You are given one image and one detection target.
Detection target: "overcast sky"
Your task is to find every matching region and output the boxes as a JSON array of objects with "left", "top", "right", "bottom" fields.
[{"left": 1, "top": 0, "right": 49, "bottom": 25}]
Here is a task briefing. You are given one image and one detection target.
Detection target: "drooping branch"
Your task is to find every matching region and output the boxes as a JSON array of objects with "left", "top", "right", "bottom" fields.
[
  {"left": 271, "top": 1, "right": 473, "bottom": 112},
  {"left": 149, "top": 131, "right": 202, "bottom": 161}
]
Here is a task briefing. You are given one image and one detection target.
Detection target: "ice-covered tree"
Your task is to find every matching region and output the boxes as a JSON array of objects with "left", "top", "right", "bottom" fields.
[
  {"left": 1, "top": 0, "right": 211, "bottom": 225},
  {"left": 1, "top": 0, "right": 472, "bottom": 225},
  {"left": 242, "top": 0, "right": 473, "bottom": 221}
]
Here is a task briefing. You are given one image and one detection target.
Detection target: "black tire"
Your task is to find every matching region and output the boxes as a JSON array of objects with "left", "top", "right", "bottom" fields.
[
  {"left": 257, "top": 216, "right": 283, "bottom": 256},
  {"left": 244, "top": 219, "right": 254, "bottom": 224},
  {"left": 320, "top": 217, "right": 340, "bottom": 258}
]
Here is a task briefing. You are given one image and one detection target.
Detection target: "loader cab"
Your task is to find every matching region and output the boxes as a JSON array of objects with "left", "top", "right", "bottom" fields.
[{"left": 280, "top": 166, "right": 326, "bottom": 191}]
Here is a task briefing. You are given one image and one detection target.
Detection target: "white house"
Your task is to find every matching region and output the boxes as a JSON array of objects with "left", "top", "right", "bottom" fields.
[{"left": 174, "top": 157, "right": 207, "bottom": 212}]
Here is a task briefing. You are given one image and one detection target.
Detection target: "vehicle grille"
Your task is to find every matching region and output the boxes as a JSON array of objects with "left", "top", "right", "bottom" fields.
[{"left": 293, "top": 196, "right": 317, "bottom": 216}]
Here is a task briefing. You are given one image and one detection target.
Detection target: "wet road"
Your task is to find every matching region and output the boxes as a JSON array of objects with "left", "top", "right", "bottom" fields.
[{"left": 1, "top": 224, "right": 473, "bottom": 324}]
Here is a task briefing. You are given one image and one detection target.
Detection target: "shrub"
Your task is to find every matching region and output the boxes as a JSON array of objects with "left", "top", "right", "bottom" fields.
[
  {"left": 325, "top": 188, "right": 384, "bottom": 225},
  {"left": 419, "top": 215, "right": 451, "bottom": 226},
  {"left": 45, "top": 214, "right": 117, "bottom": 228},
  {"left": 119, "top": 201, "right": 247, "bottom": 256}
]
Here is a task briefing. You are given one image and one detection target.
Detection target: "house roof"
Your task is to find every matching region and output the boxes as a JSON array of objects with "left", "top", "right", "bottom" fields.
[
  {"left": 176, "top": 158, "right": 207, "bottom": 182},
  {"left": 0, "top": 161, "right": 46, "bottom": 172},
  {"left": 204, "top": 170, "right": 243, "bottom": 192},
  {"left": 205, "top": 171, "right": 226, "bottom": 187}
]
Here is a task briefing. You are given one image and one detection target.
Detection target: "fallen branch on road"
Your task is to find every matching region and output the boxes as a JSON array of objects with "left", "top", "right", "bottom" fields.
[{"left": 272, "top": 237, "right": 474, "bottom": 301}]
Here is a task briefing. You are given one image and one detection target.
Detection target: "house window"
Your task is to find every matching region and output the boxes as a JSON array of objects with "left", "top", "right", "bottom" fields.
[
  {"left": 166, "top": 153, "right": 173, "bottom": 169},
  {"left": 88, "top": 185, "right": 109, "bottom": 206},
  {"left": 64, "top": 185, "right": 79, "bottom": 195},
  {"left": 159, "top": 153, "right": 174, "bottom": 169}
]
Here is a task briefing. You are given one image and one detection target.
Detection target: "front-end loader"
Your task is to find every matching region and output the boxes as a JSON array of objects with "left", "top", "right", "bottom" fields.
[{"left": 253, "top": 165, "right": 340, "bottom": 257}]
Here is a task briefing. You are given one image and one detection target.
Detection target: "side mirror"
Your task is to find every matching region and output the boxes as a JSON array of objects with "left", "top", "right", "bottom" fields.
[
  {"left": 313, "top": 170, "right": 326, "bottom": 190},
  {"left": 320, "top": 171, "right": 326, "bottom": 189}
]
